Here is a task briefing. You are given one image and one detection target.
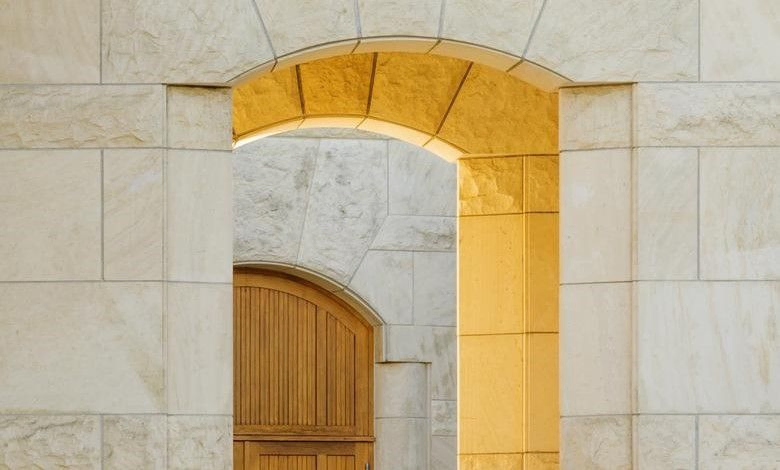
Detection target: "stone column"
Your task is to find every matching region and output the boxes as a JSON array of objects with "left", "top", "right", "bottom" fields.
[{"left": 457, "top": 154, "right": 560, "bottom": 469}]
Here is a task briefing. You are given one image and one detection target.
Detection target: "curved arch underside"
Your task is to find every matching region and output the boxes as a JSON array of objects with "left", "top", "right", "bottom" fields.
[{"left": 233, "top": 52, "right": 558, "bottom": 160}]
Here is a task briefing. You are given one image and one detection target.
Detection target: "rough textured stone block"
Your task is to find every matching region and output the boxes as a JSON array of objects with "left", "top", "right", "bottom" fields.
[
  {"left": 104, "top": 149, "right": 163, "bottom": 280},
  {"left": 0, "top": 283, "right": 163, "bottom": 413},
  {"left": 699, "top": 415, "right": 780, "bottom": 469},
  {"left": 103, "top": 415, "right": 166, "bottom": 470},
  {"left": 0, "top": 150, "right": 101, "bottom": 281},
  {"left": 459, "top": 156, "right": 524, "bottom": 216},
  {"left": 528, "top": 0, "right": 697, "bottom": 81},
  {"left": 0, "top": 0, "right": 100, "bottom": 83},
  {"left": 432, "top": 400, "right": 456, "bottom": 436},
  {"left": 0, "top": 85, "right": 163, "bottom": 148},
  {"left": 371, "top": 215, "right": 455, "bottom": 251},
  {"left": 167, "top": 87, "right": 232, "bottom": 150},
  {"left": 561, "top": 416, "right": 631, "bottom": 470},
  {"left": 359, "top": 0, "right": 439, "bottom": 37},
  {"left": 167, "top": 416, "right": 231, "bottom": 470},
  {"left": 102, "top": 0, "right": 273, "bottom": 83},
  {"left": 350, "top": 250, "right": 413, "bottom": 325},
  {"left": 0, "top": 415, "right": 100, "bottom": 469},
  {"left": 560, "top": 85, "right": 632, "bottom": 150},
  {"left": 460, "top": 453, "right": 523, "bottom": 470},
  {"left": 636, "top": 415, "right": 695, "bottom": 470},
  {"left": 167, "top": 284, "right": 232, "bottom": 415},
  {"left": 388, "top": 140, "right": 456, "bottom": 217}
]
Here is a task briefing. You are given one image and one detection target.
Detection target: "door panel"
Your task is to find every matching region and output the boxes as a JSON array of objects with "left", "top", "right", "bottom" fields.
[{"left": 244, "top": 442, "right": 371, "bottom": 470}]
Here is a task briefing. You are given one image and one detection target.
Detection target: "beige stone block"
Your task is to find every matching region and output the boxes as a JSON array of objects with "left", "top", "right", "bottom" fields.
[
  {"left": 414, "top": 252, "right": 456, "bottom": 327},
  {"left": 349, "top": 250, "right": 413, "bottom": 325},
  {"left": 699, "top": 415, "right": 780, "bottom": 469},
  {"left": 459, "top": 157, "right": 524, "bottom": 216},
  {"left": 167, "top": 416, "right": 231, "bottom": 470},
  {"left": 103, "top": 415, "right": 166, "bottom": 470},
  {"left": 388, "top": 140, "right": 456, "bottom": 217},
  {"left": 0, "top": 283, "right": 163, "bottom": 413},
  {"left": 701, "top": 0, "right": 780, "bottom": 81},
  {"left": 0, "top": 150, "right": 100, "bottom": 281},
  {"left": 431, "top": 436, "right": 456, "bottom": 470},
  {"left": 526, "top": 213, "right": 559, "bottom": 333},
  {"left": 353, "top": 37, "right": 439, "bottom": 54},
  {"left": 635, "top": 83, "right": 780, "bottom": 147},
  {"left": 526, "top": 334, "right": 559, "bottom": 452},
  {"left": 167, "top": 87, "right": 232, "bottom": 150},
  {"left": 375, "top": 363, "right": 428, "bottom": 418},
  {"left": 375, "top": 418, "right": 429, "bottom": 470},
  {"left": 459, "top": 453, "right": 523, "bottom": 470},
  {"left": 371, "top": 215, "right": 455, "bottom": 251},
  {"left": 636, "top": 148, "right": 698, "bottom": 280},
  {"left": 527, "top": 0, "right": 697, "bottom": 82},
  {"left": 525, "top": 155, "right": 559, "bottom": 213},
  {"left": 525, "top": 452, "right": 559, "bottom": 470},
  {"left": 102, "top": 0, "right": 273, "bottom": 83},
  {"left": 561, "top": 416, "right": 631, "bottom": 470},
  {"left": 560, "top": 86, "right": 632, "bottom": 151},
  {"left": 636, "top": 415, "right": 695, "bottom": 470},
  {"left": 510, "top": 60, "right": 570, "bottom": 92},
  {"left": 432, "top": 400, "right": 456, "bottom": 436},
  {"left": 167, "top": 284, "right": 232, "bottom": 415},
  {"left": 459, "top": 215, "right": 524, "bottom": 335},
  {"left": 637, "top": 281, "right": 780, "bottom": 413},
  {"left": 430, "top": 41, "right": 519, "bottom": 72},
  {"left": 560, "top": 149, "right": 631, "bottom": 283},
  {"left": 0, "top": 85, "right": 164, "bottom": 148},
  {"left": 441, "top": 0, "right": 544, "bottom": 57},
  {"left": 0, "top": 0, "right": 100, "bottom": 83},
  {"left": 166, "top": 150, "right": 233, "bottom": 283},
  {"left": 255, "top": 0, "right": 357, "bottom": 56},
  {"left": 104, "top": 149, "right": 163, "bottom": 281},
  {"left": 384, "top": 326, "right": 455, "bottom": 400},
  {"left": 700, "top": 148, "right": 780, "bottom": 280},
  {"left": 460, "top": 334, "right": 524, "bottom": 454},
  {"left": 358, "top": 0, "right": 440, "bottom": 37},
  {"left": 561, "top": 283, "right": 632, "bottom": 416},
  {"left": 0, "top": 415, "right": 100, "bottom": 469}
]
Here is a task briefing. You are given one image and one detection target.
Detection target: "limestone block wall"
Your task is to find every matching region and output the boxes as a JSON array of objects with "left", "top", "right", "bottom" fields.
[{"left": 233, "top": 132, "right": 457, "bottom": 470}]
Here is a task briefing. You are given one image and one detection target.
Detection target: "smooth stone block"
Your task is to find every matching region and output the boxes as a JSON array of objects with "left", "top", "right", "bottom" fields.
[
  {"left": 349, "top": 250, "right": 413, "bottom": 325},
  {"left": 0, "top": 415, "right": 100, "bottom": 469},
  {"left": 103, "top": 415, "right": 166, "bottom": 470},
  {"left": 458, "top": 156, "right": 524, "bottom": 216},
  {"left": 388, "top": 140, "right": 456, "bottom": 217},
  {"left": 524, "top": 155, "right": 559, "bottom": 213},
  {"left": 431, "top": 400, "right": 456, "bottom": 436},
  {"left": 233, "top": 137, "right": 319, "bottom": 264},
  {"left": 297, "top": 139, "right": 387, "bottom": 283},
  {"left": 103, "top": 149, "right": 164, "bottom": 281},
  {"left": 375, "top": 363, "right": 429, "bottom": 418},
  {"left": 636, "top": 148, "right": 698, "bottom": 280},
  {"left": 526, "top": 333, "right": 559, "bottom": 452},
  {"left": 700, "top": 148, "right": 780, "bottom": 280},
  {"left": 0, "top": 150, "right": 101, "bottom": 281},
  {"left": 561, "top": 283, "right": 632, "bottom": 416},
  {"left": 167, "top": 87, "right": 232, "bottom": 150},
  {"left": 375, "top": 418, "right": 429, "bottom": 470},
  {"left": 431, "top": 436, "right": 456, "bottom": 470},
  {"left": 166, "top": 150, "right": 233, "bottom": 283},
  {"left": 525, "top": 452, "right": 559, "bottom": 470},
  {"left": 0, "top": 0, "right": 100, "bottom": 83},
  {"left": 561, "top": 416, "right": 631, "bottom": 470},
  {"left": 167, "top": 283, "right": 232, "bottom": 415},
  {"left": 635, "top": 83, "right": 780, "bottom": 147},
  {"left": 637, "top": 281, "right": 780, "bottom": 413},
  {"left": 383, "top": 326, "right": 456, "bottom": 400},
  {"left": 102, "top": 0, "right": 273, "bottom": 83},
  {"left": 0, "top": 283, "right": 163, "bottom": 413},
  {"left": 560, "top": 85, "right": 632, "bottom": 151},
  {"left": 371, "top": 215, "right": 455, "bottom": 251},
  {"left": 701, "top": 0, "right": 780, "bottom": 81},
  {"left": 526, "top": 213, "right": 559, "bottom": 333},
  {"left": 413, "top": 252, "right": 456, "bottom": 327},
  {"left": 699, "top": 415, "right": 780, "bottom": 469},
  {"left": 560, "top": 149, "right": 631, "bottom": 284},
  {"left": 459, "top": 453, "right": 523, "bottom": 470},
  {"left": 0, "top": 85, "right": 164, "bottom": 148},
  {"left": 636, "top": 415, "right": 695, "bottom": 470},
  {"left": 167, "top": 416, "right": 231, "bottom": 470},
  {"left": 528, "top": 0, "right": 697, "bottom": 82}
]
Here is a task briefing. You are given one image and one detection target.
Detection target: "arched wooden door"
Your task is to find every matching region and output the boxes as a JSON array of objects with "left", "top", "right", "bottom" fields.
[{"left": 233, "top": 269, "right": 374, "bottom": 470}]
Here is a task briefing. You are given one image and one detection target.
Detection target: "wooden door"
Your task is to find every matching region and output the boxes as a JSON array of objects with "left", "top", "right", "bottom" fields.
[{"left": 233, "top": 270, "right": 374, "bottom": 470}]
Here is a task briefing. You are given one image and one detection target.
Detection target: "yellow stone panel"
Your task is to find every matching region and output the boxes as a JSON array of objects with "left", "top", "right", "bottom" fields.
[
  {"left": 525, "top": 334, "right": 559, "bottom": 452},
  {"left": 459, "top": 214, "right": 525, "bottom": 335},
  {"left": 459, "top": 334, "right": 524, "bottom": 454},
  {"left": 370, "top": 53, "right": 470, "bottom": 135},
  {"left": 233, "top": 67, "right": 302, "bottom": 138},
  {"left": 459, "top": 453, "right": 524, "bottom": 470},
  {"left": 438, "top": 64, "right": 558, "bottom": 155},
  {"left": 526, "top": 213, "right": 559, "bottom": 333},
  {"left": 459, "top": 156, "right": 524, "bottom": 216},
  {"left": 524, "top": 452, "right": 559, "bottom": 470},
  {"left": 299, "top": 54, "right": 374, "bottom": 116},
  {"left": 525, "top": 155, "right": 559, "bottom": 213}
]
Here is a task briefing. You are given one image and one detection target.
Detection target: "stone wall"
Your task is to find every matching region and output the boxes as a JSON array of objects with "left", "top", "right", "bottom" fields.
[{"left": 234, "top": 131, "right": 457, "bottom": 470}]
